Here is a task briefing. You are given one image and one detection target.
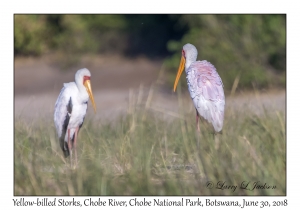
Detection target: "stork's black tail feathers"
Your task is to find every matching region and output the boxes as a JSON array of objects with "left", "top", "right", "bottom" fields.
[
  {"left": 59, "top": 101, "right": 72, "bottom": 158},
  {"left": 59, "top": 138, "right": 70, "bottom": 158},
  {"left": 62, "top": 143, "right": 70, "bottom": 158}
]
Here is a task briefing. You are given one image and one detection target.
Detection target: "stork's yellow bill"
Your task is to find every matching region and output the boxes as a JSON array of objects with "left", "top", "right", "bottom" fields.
[
  {"left": 173, "top": 55, "right": 186, "bottom": 92},
  {"left": 83, "top": 79, "right": 97, "bottom": 113}
]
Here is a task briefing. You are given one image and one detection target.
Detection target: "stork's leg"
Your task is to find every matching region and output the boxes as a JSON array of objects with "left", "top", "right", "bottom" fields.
[
  {"left": 196, "top": 111, "right": 200, "bottom": 133},
  {"left": 67, "top": 129, "right": 73, "bottom": 168},
  {"left": 196, "top": 110, "right": 200, "bottom": 149},
  {"left": 73, "top": 126, "right": 79, "bottom": 168}
]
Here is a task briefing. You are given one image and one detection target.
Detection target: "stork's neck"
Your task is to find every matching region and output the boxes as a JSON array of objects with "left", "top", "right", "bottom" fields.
[
  {"left": 182, "top": 43, "right": 198, "bottom": 72},
  {"left": 75, "top": 79, "right": 84, "bottom": 91},
  {"left": 185, "top": 57, "right": 197, "bottom": 72},
  {"left": 75, "top": 80, "right": 89, "bottom": 101}
]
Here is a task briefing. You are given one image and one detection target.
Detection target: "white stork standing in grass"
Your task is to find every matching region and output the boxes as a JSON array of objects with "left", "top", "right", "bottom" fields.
[
  {"left": 173, "top": 44, "right": 225, "bottom": 148},
  {"left": 54, "top": 68, "right": 97, "bottom": 168}
]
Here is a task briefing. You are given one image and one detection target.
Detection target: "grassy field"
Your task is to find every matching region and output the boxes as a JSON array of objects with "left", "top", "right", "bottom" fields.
[{"left": 14, "top": 87, "right": 286, "bottom": 196}]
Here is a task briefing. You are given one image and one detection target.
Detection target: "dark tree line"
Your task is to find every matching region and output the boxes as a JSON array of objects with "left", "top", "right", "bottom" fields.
[{"left": 14, "top": 14, "right": 286, "bottom": 90}]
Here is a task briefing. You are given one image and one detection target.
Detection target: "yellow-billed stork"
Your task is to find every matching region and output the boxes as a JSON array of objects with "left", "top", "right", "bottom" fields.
[
  {"left": 54, "top": 68, "right": 96, "bottom": 167},
  {"left": 173, "top": 43, "right": 225, "bottom": 134}
]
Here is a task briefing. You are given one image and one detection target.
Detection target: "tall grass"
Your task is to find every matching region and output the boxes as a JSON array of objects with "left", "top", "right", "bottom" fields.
[{"left": 14, "top": 87, "right": 285, "bottom": 195}]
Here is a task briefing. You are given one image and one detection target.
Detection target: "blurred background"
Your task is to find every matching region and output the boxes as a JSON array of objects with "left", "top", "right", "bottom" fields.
[{"left": 15, "top": 14, "right": 286, "bottom": 121}]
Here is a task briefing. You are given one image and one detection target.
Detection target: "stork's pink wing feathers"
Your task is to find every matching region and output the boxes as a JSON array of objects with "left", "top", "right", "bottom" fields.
[
  {"left": 193, "top": 60, "right": 224, "bottom": 101},
  {"left": 187, "top": 60, "right": 225, "bottom": 132}
]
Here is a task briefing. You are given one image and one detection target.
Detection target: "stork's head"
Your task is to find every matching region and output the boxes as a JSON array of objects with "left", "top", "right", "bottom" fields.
[
  {"left": 173, "top": 43, "right": 198, "bottom": 92},
  {"left": 75, "top": 68, "right": 97, "bottom": 113}
]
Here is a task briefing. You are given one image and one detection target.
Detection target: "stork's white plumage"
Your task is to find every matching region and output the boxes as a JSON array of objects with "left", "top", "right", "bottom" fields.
[
  {"left": 173, "top": 43, "right": 225, "bottom": 134},
  {"left": 54, "top": 68, "right": 96, "bottom": 167}
]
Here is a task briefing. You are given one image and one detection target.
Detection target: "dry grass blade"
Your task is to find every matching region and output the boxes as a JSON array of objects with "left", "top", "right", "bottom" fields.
[{"left": 14, "top": 87, "right": 286, "bottom": 195}]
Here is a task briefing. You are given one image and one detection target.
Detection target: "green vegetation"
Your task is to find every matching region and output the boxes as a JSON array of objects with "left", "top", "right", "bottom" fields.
[
  {"left": 165, "top": 15, "right": 286, "bottom": 91},
  {"left": 14, "top": 14, "right": 184, "bottom": 57},
  {"left": 14, "top": 14, "right": 286, "bottom": 195},
  {"left": 14, "top": 14, "right": 286, "bottom": 91},
  {"left": 15, "top": 90, "right": 285, "bottom": 195}
]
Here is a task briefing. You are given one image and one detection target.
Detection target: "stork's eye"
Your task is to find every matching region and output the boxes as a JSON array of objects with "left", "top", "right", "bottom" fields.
[
  {"left": 182, "top": 50, "right": 185, "bottom": 57},
  {"left": 83, "top": 76, "right": 90, "bottom": 84}
]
